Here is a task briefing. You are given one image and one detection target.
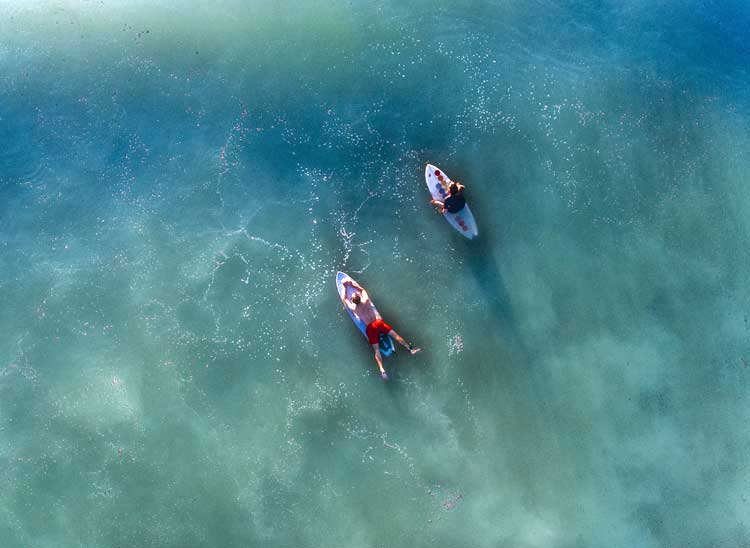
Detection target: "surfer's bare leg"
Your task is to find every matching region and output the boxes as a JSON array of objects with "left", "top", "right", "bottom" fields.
[
  {"left": 430, "top": 199, "right": 447, "bottom": 214},
  {"left": 388, "top": 330, "right": 421, "bottom": 355},
  {"left": 372, "top": 345, "right": 388, "bottom": 379}
]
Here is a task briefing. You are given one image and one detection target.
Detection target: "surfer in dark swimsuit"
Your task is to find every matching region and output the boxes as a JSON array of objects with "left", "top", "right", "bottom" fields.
[
  {"left": 342, "top": 279, "right": 421, "bottom": 380},
  {"left": 431, "top": 182, "right": 466, "bottom": 214}
]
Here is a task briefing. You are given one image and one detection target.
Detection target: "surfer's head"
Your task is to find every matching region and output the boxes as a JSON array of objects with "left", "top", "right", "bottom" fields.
[
  {"left": 449, "top": 182, "right": 459, "bottom": 195},
  {"left": 352, "top": 293, "right": 362, "bottom": 305}
]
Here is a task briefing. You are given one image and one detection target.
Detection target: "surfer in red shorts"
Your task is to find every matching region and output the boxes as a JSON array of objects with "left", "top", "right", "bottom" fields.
[{"left": 342, "top": 279, "right": 420, "bottom": 379}]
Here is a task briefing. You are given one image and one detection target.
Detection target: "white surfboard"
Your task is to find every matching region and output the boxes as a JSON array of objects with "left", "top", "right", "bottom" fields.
[{"left": 425, "top": 164, "right": 478, "bottom": 239}]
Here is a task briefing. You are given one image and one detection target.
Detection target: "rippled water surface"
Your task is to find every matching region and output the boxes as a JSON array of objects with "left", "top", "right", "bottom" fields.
[{"left": 1, "top": 1, "right": 749, "bottom": 546}]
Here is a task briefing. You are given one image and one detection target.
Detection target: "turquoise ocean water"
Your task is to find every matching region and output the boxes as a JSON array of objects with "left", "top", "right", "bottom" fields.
[{"left": 2, "top": 1, "right": 749, "bottom": 546}]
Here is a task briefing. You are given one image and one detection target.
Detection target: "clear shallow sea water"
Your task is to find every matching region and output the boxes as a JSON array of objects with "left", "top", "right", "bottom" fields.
[{"left": 1, "top": 1, "right": 749, "bottom": 546}]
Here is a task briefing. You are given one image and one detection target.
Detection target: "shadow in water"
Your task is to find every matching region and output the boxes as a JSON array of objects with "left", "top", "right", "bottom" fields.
[
  {"left": 458, "top": 229, "right": 554, "bottom": 413},
  {"left": 460, "top": 231, "right": 521, "bottom": 342}
]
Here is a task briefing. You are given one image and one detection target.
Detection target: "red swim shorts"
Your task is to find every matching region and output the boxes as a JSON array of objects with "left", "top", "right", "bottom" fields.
[{"left": 365, "top": 319, "right": 393, "bottom": 345}]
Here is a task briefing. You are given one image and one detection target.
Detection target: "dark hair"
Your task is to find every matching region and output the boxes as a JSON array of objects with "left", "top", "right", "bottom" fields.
[
  {"left": 449, "top": 183, "right": 459, "bottom": 195},
  {"left": 352, "top": 294, "right": 361, "bottom": 304}
]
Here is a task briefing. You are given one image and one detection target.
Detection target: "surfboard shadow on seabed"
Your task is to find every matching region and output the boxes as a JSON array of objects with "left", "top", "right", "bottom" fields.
[
  {"left": 460, "top": 232, "right": 519, "bottom": 338},
  {"left": 459, "top": 229, "right": 551, "bottom": 380}
]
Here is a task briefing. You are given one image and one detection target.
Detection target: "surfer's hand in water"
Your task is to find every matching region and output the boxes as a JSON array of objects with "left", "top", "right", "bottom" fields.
[
  {"left": 408, "top": 344, "right": 421, "bottom": 355},
  {"left": 381, "top": 370, "right": 389, "bottom": 380}
]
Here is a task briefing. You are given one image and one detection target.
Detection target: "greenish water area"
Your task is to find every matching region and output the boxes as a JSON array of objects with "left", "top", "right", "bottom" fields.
[{"left": 1, "top": 1, "right": 749, "bottom": 546}]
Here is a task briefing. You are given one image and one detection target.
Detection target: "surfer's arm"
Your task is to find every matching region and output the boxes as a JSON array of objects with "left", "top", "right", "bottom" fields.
[
  {"left": 359, "top": 289, "right": 370, "bottom": 304},
  {"left": 343, "top": 298, "right": 357, "bottom": 311},
  {"left": 344, "top": 279, "right": 364, "bottom": 291}
]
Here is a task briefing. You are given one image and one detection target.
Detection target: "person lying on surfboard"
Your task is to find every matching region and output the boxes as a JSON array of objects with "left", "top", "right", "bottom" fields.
[
  {"left": 342, "top": 279, "right": 420, "bottom": 380},
  {"left": 430, "top": 182, "right": 466, "bottom": 214}
]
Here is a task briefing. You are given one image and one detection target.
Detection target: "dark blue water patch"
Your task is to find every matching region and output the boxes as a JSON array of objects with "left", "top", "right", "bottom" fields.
[
  {"left": 631, "top": 1, "right": 750, "bottom": 86},
  {"left": 637, "top": 387, "right": 672, "bottom": 414},
  {"left": 0, "top": 105, "right": 44, "bottom": 186}
]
